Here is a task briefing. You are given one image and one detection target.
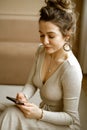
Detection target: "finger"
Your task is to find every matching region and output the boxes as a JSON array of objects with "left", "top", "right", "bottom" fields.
[
  {"left": 24, "top": 112, "right": 32, "bottom": 118},
  {"left": 20, "top": 108, "right": 32, "bottom": 118},
  {"left": 17, "top": 105, "right": 29, "bottom": 113},
  {"left": 24, "top": 102, "right": 34, "bottom": 107},
  {"left": 16, "top": 93, "right": 27, "bottom": 103},
  {"left": 16, "top": 93, "right": 23, "bottom": 99},
  {"left": 17, "top": 104, "right": 31, "bottom": 112}
]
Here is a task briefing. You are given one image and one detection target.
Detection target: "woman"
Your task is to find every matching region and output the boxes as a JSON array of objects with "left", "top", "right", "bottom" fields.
[{"left": 0, "top": 0, "right": 82, "bottom": 130}]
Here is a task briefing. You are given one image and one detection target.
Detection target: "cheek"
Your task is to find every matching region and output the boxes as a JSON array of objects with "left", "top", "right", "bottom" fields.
[
  {"left": 51, "top": 41, "right": 64, "bottom": 52},
  {"left": 53, "top": 38, "right": 65, "bottom": 47}
]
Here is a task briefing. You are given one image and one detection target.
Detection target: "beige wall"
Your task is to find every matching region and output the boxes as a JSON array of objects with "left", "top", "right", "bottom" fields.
[
  {"left": 0, "top": 0, "right": 45, "bottom": 43},
  {"left": 0, "top": 0, "right": 84, "bottom": 84},
  {"left": 0, "top": 0, "right": 83, "bottom": 47},
  {"left": 0, "top": 0, "right": 44, "bottom": 84},
  {"left": 0, "top": 0, "right": 44, "bottom": 16}
]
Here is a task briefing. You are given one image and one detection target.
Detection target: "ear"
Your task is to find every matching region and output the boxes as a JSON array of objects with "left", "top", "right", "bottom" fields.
[{"left": 64, "top": 35, "right": 70, "bottom": 42}]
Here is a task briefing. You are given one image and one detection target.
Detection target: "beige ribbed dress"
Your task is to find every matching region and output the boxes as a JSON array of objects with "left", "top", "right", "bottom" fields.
[{"left": 0, "top": 45, "right": 82, "bottom": 130}]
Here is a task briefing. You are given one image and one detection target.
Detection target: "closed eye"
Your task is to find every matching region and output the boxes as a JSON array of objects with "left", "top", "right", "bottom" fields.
[
  {"left": 48, "top": 36, "right": 55, "bottom": 39},
  {"left": 40, "top": 35, "right": 45, "bottom": 38}
]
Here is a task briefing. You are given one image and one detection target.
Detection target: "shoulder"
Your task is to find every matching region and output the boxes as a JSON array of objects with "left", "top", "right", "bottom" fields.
[
  {"left": 67, "top": 52, "right": 82, "bottom": 74},
  {"left": 36, "top": 44, "right": 45, "bottom": 55},
  {"left": 61, "top": 52, "right": 83, "bottom": 81},
  {"left": 61, "top": 53, "right": 83, "bottom": 94}
]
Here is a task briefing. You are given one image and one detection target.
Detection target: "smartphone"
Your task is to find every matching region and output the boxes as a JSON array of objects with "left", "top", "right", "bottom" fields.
[{"left": 6, "top": 96, "right": 24, "bottom": 105}]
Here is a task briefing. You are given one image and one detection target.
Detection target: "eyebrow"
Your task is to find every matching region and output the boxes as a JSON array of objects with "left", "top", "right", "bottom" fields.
[{"left": 39, "top": 31, "right": 57, "bottom": 34}]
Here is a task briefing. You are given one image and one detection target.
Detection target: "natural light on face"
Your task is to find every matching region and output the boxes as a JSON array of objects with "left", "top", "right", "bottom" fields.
[{"left": 39, "top": 21, "right": 65, "bottom": 54}]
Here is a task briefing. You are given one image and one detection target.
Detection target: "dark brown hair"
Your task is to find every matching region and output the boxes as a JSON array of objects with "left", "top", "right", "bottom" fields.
[{"left": 39, "top": 0, "right": 77, "bottom": 37}]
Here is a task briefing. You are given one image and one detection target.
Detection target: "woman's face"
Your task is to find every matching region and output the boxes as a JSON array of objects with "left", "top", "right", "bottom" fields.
[{"left": 39, "top": 21, "right": 66, "bottom": 54}]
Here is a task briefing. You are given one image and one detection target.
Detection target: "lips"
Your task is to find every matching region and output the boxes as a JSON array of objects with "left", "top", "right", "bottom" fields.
[
  {"left": 45, "top": 47, "right": 50, "bottom": 50},
  {"left": 44, "top": 46, "right": 50, "bottom": 48}
]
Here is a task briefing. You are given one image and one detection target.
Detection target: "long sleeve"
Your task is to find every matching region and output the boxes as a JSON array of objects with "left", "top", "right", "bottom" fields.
[
  {"left": 22, "top": 46, "right": 40, "bottom": 99},
  {"left": 40, "top": 62, "right": 83, "bottom": 126}
]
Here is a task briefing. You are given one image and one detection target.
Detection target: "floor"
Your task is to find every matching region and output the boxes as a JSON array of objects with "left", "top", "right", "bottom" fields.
[
  {"left": 79, "top": 89, "right": 87, "bottom": 130},
  {"left": 79, "top": 74, "right": 87, "bottom": 130},
  {"left": 82, "top": 74, "right": 87, "bottom": 95}
]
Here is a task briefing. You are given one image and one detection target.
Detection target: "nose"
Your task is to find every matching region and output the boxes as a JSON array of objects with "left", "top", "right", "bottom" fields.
[{"left": 43, "top": 36, "right": 49, "bottom": 45}]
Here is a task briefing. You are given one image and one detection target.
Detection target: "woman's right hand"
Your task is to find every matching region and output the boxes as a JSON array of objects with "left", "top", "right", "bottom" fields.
[{"left": 16, "top": 92, "right": 27, "bottom": 103}]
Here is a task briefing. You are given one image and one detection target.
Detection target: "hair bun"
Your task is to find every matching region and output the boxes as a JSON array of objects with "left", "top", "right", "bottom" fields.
[
  {"left": 58, "top": 0, "right": 71, "bottom": 9},
  {"left": 45, "top": 0, "right": 74, "bottom": 13}
]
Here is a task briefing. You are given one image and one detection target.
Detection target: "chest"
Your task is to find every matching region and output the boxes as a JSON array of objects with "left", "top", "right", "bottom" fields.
[
  {"left": 41, "top": 55, "right": 63, "bottom": 84},
  {"left": 40, "top": 76, "right": 63, "bottom": 103}
]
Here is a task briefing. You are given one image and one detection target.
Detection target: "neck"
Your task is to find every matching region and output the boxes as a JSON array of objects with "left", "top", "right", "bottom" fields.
[{"left": 50, "top": 48, "right": 69, "bottom": 62}]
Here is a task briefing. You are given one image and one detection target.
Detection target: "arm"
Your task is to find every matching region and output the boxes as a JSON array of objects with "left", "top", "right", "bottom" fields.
[
  {"left": 40, "top": 65, "right": 83, "bottom": 125},
  {"left": 21, "top": 46, "right": 40, "bottom": 100},
  {"left": 21, "top": 60, "right": 37, "bottom": 100}
]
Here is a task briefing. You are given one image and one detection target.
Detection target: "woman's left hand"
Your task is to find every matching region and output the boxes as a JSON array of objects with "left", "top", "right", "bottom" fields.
[{"left": 17, "top": 102, "right": 42, "bottom": 120}]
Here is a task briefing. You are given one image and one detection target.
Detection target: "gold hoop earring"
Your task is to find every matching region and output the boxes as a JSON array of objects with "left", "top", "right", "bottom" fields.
[{"left": 63, "top": 43, "right": 72, "bottom": 51}]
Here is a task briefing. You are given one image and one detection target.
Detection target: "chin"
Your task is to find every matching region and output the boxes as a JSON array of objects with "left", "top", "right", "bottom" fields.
[{"left": 45, "top": 48, "right": 54, "bottom": 54}]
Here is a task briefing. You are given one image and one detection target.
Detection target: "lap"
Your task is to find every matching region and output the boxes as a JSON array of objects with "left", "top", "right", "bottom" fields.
[
  {"left": 0, "top": 102, "right": 11, "bottom": 112},
  {"left": 0, "top": 105, "right": 70, "bottom": 130}
]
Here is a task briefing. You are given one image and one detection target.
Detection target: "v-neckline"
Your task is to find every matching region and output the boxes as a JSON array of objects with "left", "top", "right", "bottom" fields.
[{"left": 39, "top": 50, "right": 68, "bottom": 85}]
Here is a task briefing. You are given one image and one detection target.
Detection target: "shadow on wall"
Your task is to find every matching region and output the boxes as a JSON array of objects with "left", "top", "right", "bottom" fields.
[{"left": 79, "top": 0, "right": 87, "bottom": 74}]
